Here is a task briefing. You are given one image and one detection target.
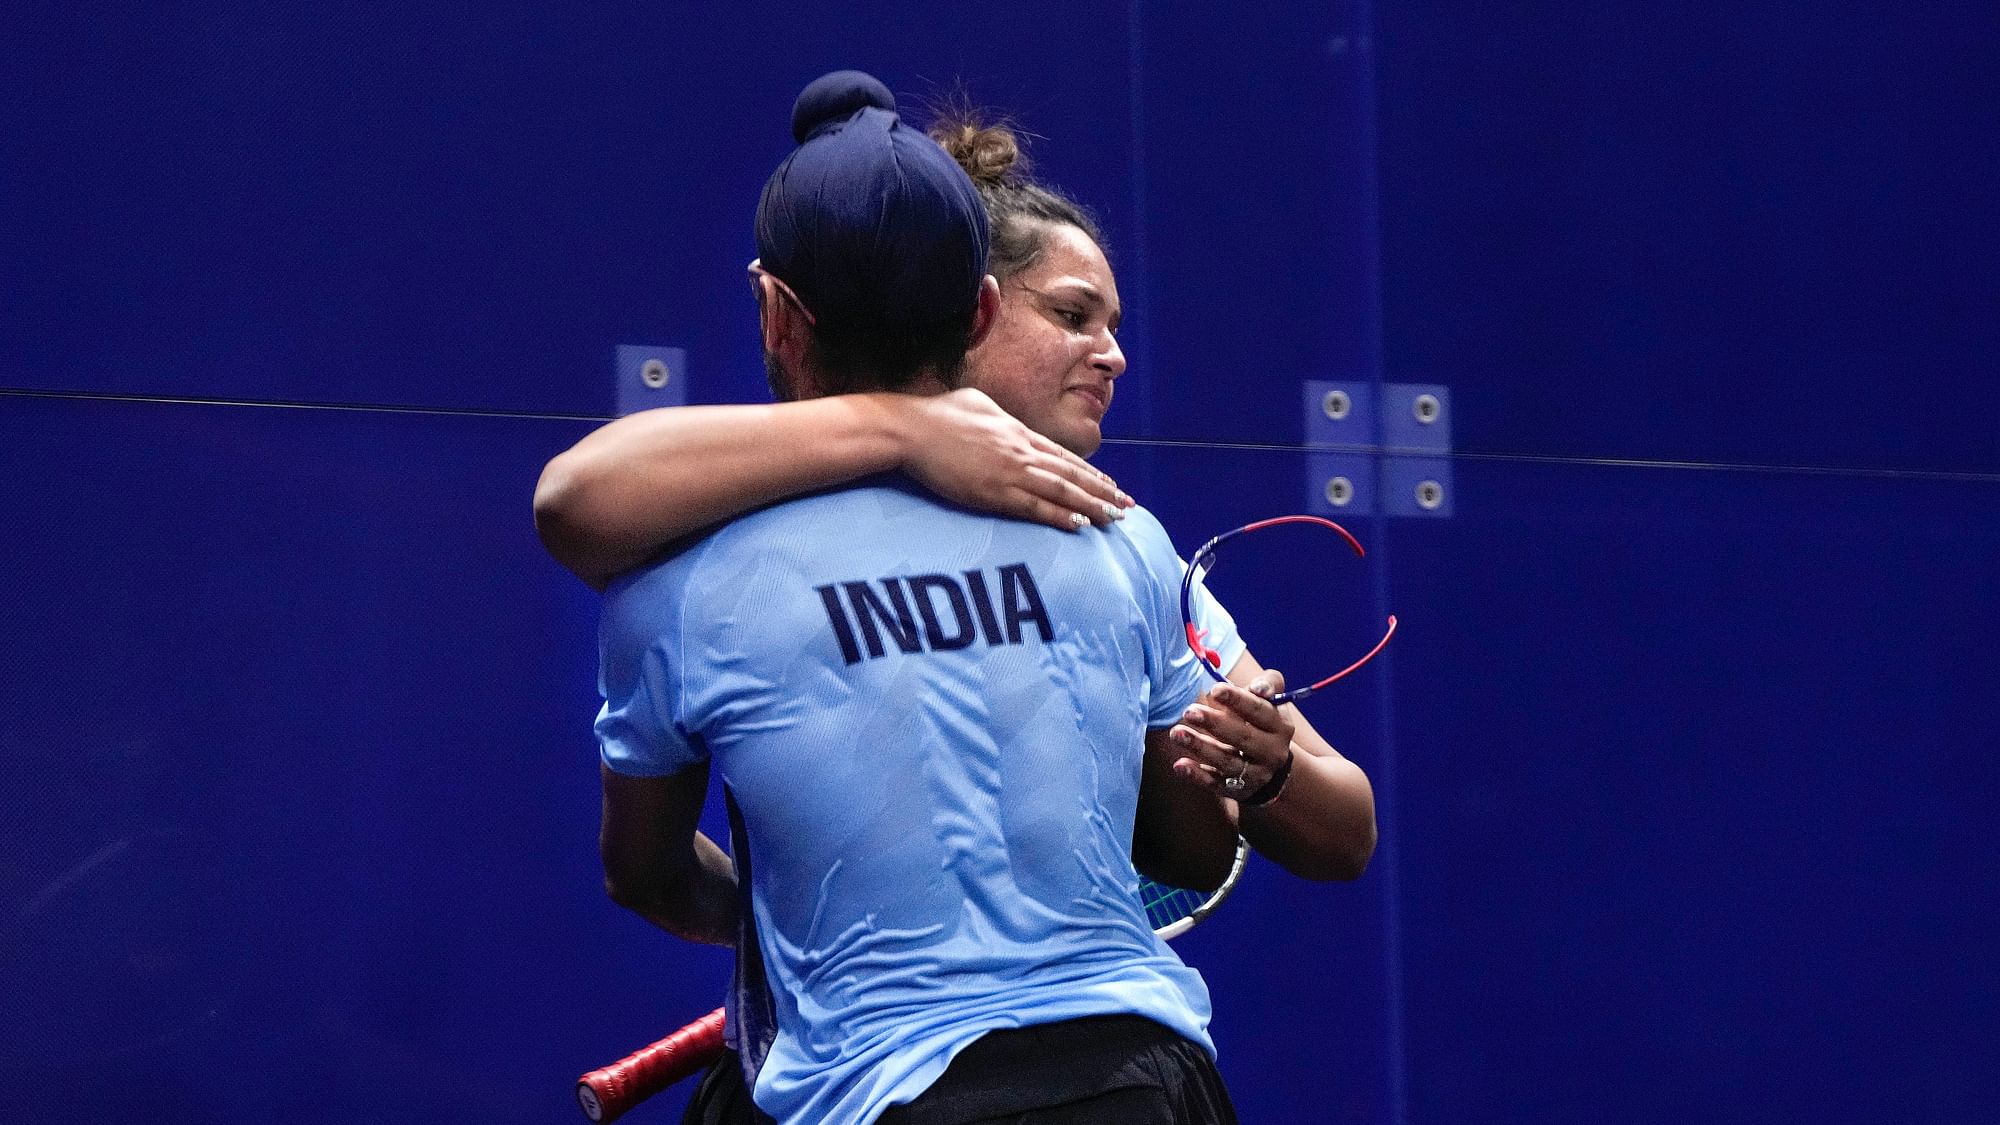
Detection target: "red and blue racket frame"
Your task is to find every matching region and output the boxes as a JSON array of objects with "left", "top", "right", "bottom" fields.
[{"left": 1179, "top": 515, "right": 1398, "bottom": 706}]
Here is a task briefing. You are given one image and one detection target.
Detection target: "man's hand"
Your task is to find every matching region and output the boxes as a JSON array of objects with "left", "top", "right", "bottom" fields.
[{"left": 898, "top": 389, "right": 1131, "bottom": 531}]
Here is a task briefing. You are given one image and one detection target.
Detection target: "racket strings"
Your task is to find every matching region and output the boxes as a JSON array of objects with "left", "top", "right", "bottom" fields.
[{"left": 1139, "top": 881, "right": 1210, "bottom": 931}]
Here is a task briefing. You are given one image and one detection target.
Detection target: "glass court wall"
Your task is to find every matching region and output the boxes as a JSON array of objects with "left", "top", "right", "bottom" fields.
[{"left": 5, "top": 3, "right": 1995, "bottom": 1122}]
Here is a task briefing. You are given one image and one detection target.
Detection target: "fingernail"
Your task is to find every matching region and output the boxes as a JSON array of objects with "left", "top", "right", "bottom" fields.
[
  {"left": 1103, "top": 503, "right": 1123, "bottom": 522},
  {"left": 1068, "top": 512, "right": 1088, "bottom": 529},
  {"left": 1116, "top": 490, "right": 1133, "bottom": 506}
]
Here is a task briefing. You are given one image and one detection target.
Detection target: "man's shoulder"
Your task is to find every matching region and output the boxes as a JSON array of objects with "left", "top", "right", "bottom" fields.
[
  {"left": 1115, "top": 501, "right": 1172, "bottom": 543},
  {"left": 624, "top": 478, "right": 919, "bottom": 565},
  {"left": 1106, "top": 502, "right": 1180, "bottom": 569},
  {"left": 752, "top": 473, "right": 1059, "bottom": 547},
  {"left": 746, "top": 472, "right": 935, "bottom": 524},
  {"left": 610, "top": 476, "right": 981, "bottom": 593}
]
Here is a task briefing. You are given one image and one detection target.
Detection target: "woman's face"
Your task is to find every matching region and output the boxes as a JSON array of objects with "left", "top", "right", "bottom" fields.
[{"left": 965, "top": 222, "right": 1126, "bottom": 457}]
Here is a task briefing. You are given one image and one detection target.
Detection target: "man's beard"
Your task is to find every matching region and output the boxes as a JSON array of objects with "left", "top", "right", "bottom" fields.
[{"left": 764, "top": 350, "right": 799, "bottom": 402}]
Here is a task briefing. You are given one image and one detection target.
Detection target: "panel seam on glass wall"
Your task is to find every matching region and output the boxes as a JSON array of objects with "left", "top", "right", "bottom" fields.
[
  {"left": 1102, "top": 437, "right": 2000, "bottom": 484},
  {"left": 0, "top": 388, "right": 606, "bottom": 424},
  {"left": 14, "top": 389, "right": 1996, "bottom": 485},
  {"left": 1124, "top": 0, "right": 1158, "bottom": 477},
  {"left": 1353, "top": 0, "right": 1411, "bottom": 1119}
]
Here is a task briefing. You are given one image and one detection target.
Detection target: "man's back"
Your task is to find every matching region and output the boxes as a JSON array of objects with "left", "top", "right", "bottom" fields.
[{"left": 596, "top": 476, "right": 1213, "bottom": 1124}]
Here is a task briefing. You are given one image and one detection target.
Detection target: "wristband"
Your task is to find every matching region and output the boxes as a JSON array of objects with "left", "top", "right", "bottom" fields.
[{"left": 1238, "top": 748, "right": 1294, "bottom": 808}]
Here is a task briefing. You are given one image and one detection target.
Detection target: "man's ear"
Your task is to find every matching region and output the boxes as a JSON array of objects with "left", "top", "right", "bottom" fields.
[
  {"left": 966, "top": 275, "right": 1002, "bottom": 350},
  {"left": 754, "top": 276, "right": 785, "bottom": 356},
  {"left": 760, "top": 289, "right": 813, "bottom": 384}
]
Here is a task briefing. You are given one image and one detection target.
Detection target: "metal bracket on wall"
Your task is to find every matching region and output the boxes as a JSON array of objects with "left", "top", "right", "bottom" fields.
[
  {"left": 615, "top": 344, "right": 690, "bottom": 416},
  {"left": 1302, "top": 379, "right": 1453, "bottom": 518},
  {"left": 1308, "top": 452, "right": 1378, "bottom": 518}
]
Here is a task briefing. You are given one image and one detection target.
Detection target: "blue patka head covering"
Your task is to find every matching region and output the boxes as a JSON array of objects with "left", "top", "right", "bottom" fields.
[{"left": 754, "top": 70, "right": 990, "bottom": 335}]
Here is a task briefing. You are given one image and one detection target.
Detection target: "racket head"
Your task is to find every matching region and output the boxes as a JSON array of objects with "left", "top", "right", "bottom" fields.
[
  {"left": 1141, "top": 836, "right": 1250, "bottom": 941},
  {"left": 1179, "top": 514, "right": 1395, "bottom": 704}
]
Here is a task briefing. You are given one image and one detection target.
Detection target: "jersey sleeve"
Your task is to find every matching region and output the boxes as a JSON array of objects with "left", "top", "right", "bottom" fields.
[
  {"left": 1181, "top": 563, "right": 1248, "bottom": 676},
  {"left": 1112, "top": 507, "right": 1216, "bottom": 728},
  {"left": 593, "top": 563, "right": 707, "bottom": 777}
]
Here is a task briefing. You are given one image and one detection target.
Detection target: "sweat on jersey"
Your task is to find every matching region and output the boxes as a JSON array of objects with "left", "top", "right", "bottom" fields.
[{"left": 594, "top": 476, "right": 1241, "bottom": 1125}]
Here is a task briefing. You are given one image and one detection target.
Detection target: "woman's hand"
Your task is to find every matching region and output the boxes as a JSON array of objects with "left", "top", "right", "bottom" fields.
[
  {"left": 1167, "top": 670, "right": 1296, "bottom": 799},
  {"left": 896, "top": 389, "right": 1131, "bottom": 530}
]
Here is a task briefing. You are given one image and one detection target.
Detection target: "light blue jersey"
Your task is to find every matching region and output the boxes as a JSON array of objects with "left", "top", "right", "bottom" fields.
[{"left": 596, "top": 477, "right": 1231, "bottom": 1125}]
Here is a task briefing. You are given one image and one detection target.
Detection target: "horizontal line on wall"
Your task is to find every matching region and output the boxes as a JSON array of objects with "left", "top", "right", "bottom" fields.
[
  {"left": 7, "top": 388, "right": 1995, "bottom": 485},
  {"left": 0, "top": 387, "right": 603, "bottom": 424},
  {"left": 1104, "top": 436, "right": 2000, "bottom": 485}
]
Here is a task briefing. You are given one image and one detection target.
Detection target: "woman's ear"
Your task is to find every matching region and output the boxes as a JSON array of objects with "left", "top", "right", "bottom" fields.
[{"left": 967, "top": 275, "right": 1002, "bottom": 350}]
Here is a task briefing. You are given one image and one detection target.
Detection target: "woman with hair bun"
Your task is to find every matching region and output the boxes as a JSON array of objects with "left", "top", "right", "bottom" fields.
[{"left": 925, "top": 114, "right": 1128, "bottom": 462}]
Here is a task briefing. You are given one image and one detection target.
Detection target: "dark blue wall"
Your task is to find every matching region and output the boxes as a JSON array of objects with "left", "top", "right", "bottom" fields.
[
  {"left": 5, "top": 2, "right": 1995, "bottom": 1123},
  {"left": 1371, "top": 4, "right": 2000, "bottom": 1120},
  {"left": 1375, "top": 1, "right": 2000, "bottom": 472}
]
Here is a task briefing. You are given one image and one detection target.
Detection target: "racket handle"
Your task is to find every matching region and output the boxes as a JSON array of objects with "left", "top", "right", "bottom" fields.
[{"left": 576, "top": 1007, "right": 729, "bottom": 1123}]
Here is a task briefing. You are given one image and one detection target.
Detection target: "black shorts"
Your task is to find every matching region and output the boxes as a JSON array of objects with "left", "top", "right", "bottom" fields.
[
  {"left": 682, "top": 1047, "right": 773, "bottom": 1125},
  {"left": 683, "top": 1015, "right": 1236, "bottom": 1125}
]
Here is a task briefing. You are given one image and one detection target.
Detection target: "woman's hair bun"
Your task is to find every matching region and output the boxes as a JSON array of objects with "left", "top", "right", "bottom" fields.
[
  {"left": 929, "top": 115, "right": 1025, "bottom": 187},
  {"left": 791, "top": 70, "right": 897, "bottom": 143}
]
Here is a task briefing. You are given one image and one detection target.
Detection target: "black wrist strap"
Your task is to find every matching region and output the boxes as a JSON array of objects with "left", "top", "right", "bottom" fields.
[{"left": 1239, "top": 748, "right": 1295, "bottom": 808}]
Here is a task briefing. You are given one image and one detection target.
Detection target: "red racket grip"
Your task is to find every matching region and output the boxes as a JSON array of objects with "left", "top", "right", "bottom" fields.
[{"left": 576, "top": 1006, "right": 728, "bottom": 1123}]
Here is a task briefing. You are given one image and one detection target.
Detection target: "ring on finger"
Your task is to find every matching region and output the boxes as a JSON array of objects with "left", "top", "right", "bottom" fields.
[{"left": 1221, "top": 751, "right": 1248, "bottom": 792}]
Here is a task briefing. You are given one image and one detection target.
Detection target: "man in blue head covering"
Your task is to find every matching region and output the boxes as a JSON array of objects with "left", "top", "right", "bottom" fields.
[
  {"left": 589, "top": 72, "right": 1245, "bottom": 1124},
  {"left": 747, "top": 70, "right": 995, "bottom": 404}
]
